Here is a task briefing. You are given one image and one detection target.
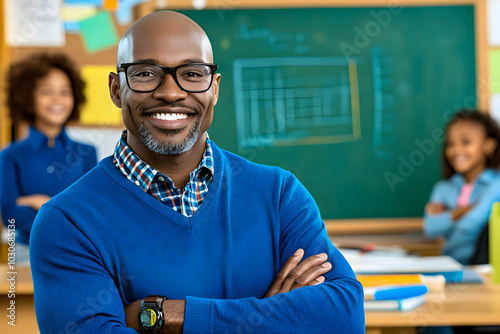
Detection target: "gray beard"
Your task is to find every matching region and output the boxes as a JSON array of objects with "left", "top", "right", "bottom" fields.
[{"left": 138, "top": 116, "right": 201, "bottom": 155}]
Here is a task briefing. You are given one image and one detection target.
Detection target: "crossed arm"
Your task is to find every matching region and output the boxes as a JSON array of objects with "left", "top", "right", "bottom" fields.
[
  {"left": 425, "top": 202, "right": 473, "bottom": 222},
  {"left": 124, "top": 249, "right": 332, "bottom": 332},
  {"left": 30, "top": 173, "right": 364, "bottom": 333}
]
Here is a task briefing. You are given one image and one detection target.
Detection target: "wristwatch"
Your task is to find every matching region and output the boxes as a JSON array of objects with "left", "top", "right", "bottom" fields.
[{"left": 139, "top": 295, "right": 167, "bottom": 334}]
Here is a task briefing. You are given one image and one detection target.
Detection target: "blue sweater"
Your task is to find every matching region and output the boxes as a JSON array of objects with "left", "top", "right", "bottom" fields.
[
  {"left": 0, "top": 126, "right": 97, "bottom": 245},
  {"left": 30, "top": 142, "right": 364, "bottom": 333},
  {"left": 424, "top": 168, "right": 500, "bottom": 264}
]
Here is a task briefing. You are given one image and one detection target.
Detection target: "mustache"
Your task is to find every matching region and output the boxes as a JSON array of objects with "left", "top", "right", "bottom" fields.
[{"left": 139, "top": 102, "right": 199, "bottom": 115}]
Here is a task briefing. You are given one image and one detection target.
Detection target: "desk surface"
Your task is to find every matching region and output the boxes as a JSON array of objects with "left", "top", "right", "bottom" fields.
[
  {"left": 366, "top": 274, "right": 500, "bottom": 327},
  {"left": 2, "top": 265, "right": 500, "bottom": 329},
  {"left": 0, "top": 264, "right": 33, "bottom": 294}
]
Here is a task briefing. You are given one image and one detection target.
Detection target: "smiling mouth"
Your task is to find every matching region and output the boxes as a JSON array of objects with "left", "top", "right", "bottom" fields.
[
  {"left": 150, "top": 113, "right": 189, "bottom": 121},
  {"left": 452, "top": 156, "right": 468, "bottom": 163},
  {"left": 48, "top": 106, "right": 67, "bottom": 114}
]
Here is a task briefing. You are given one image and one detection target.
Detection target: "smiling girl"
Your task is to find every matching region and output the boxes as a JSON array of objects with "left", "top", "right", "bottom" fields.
[
  {"left": 424, "top": 109, "right": 500, "bottom": 264},
  {"left": 0, "top": 53, "right": 97, "bottom": 262}
]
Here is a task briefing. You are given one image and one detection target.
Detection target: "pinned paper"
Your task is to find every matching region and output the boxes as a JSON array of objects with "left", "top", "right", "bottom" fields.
[
  {"left": 192, "top": 0, "right": 207, "bottom": 10},
  {"left": 488, "top": 0, "right": 500, "bottom": 46},
  {"left": 79, "top": 11, "right": 118, "bottom": 53},
  {"left": 116, "top": 0, "right": 148, "bottom": 25},
  {"left": 80, "top": 65, "right": 123, "bottom": 126},
  {"left": 65, "top": 22, "right": 81, "bottom": 33},
  {"left": 5, "top": 0, "right": 65, "bottom": 47},
  {"left": 490, "top": 49, "right": 500, "bottom": 94},
  {"left": 103, "top": 0, "right": 118, "bottom": 10},
  {"left": 63, "top": 5, "right": 98, "bottom": 21},
  {"left": 490, "top": 94, "right": 500, "bottom": 125}
]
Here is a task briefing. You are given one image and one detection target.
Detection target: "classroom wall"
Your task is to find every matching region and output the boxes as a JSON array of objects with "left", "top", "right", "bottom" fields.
[{"left": 0, "top": 0, "right": 493, "bottom": 220}]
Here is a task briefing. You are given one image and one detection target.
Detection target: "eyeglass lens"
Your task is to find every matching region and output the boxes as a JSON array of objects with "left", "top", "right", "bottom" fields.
[{"left": 126, "top": 64, "right": 213, "bottom": 92}]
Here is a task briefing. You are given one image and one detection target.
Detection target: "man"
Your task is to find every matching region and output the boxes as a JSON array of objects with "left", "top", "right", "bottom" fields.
[{"left": 30, "top": 11, "right": 364, "bottom": 333}]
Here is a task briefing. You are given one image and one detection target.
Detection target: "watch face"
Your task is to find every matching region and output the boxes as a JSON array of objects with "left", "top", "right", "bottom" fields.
[{"left": 140, "top": 308, "right": 157, "bottom": 328}]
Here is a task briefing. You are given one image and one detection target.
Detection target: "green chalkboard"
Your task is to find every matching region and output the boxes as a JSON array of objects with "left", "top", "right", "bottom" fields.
[{"left": 178, "top": 6, "right": 476, "bottom": 219}]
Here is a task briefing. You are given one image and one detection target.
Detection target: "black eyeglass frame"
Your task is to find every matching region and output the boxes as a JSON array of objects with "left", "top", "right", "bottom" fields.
[{"left": 117, "top": 62, "right": 219, "bottom": 93}]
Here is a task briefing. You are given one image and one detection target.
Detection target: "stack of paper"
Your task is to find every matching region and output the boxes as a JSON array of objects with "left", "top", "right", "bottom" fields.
[
  {"left": 340, "top": 250, "right": 464, "bottom": 282},
  {"left": 360, "top": 275, "right": 429, "bottom": 311}
]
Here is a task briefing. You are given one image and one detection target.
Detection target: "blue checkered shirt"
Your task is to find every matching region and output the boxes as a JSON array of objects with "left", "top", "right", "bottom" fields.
[{"left": 112, "top": 131, "right": 214, "bottom": 217}]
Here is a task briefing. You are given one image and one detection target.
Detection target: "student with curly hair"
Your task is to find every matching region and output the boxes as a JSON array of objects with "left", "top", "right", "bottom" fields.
[
  {"left": 0, "top": 53, "right": 97, "bottom": 262},
  {"left": 424, "top": 109, "right": 500, "bottom": 265}
]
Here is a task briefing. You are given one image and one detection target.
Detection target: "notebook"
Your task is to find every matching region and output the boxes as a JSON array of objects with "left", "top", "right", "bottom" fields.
[{"left": 364, "top": 295, "right": 426, "bottom": 311}]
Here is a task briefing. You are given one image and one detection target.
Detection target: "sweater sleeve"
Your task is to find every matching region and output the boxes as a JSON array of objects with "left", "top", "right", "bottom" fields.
[
  {"left": 84, "top": 145, "right": 98, "bottom": 172},
  {"left": 0, "top": 149, "right": 38, "bottom": 245},
  {"left": 423, "top": 181, "right": 454, "bottom": 238},
  {"left": 442, "top": 178, "right": 500, "bottom": 264},
  {"left": 183, "top": 173, "right": 365, "bottom": 334},
  {"left": 30, "top": 204, "right": 137, "bottom": 334}
]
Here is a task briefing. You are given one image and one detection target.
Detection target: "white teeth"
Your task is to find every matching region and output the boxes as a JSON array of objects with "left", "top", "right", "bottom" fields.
[
  {"left": 151, "top": 113, "right": 188, "bottom": 121},
  {"left": 49, "top": 106, "right": 65, "bottom": 113}
]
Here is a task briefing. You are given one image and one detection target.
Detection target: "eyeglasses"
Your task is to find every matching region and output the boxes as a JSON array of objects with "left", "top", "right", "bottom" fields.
[{"left": 117, "top": 62, "right": 218, "bottom": 93}]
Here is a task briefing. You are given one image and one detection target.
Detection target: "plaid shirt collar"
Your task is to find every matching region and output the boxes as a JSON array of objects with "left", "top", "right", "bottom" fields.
[{"left": 112, "top": 130, "right": 214, "bottom": 200}]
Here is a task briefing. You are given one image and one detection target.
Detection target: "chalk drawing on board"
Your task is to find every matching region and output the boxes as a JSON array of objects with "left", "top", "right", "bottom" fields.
[
  {"left": 233, "top": 57, "right": 361, "bottom": 148},
  {"left": 372, "top": 47, "right": 396, "bottom": 158}
]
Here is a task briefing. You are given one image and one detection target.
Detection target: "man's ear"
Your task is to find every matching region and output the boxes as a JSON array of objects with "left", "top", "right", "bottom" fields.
[
  {"left": 109, "top": 72, "right": 122, "bottom": 108},
  {"left": 211, "top": 73, "right": 221, "bottom": 106}
]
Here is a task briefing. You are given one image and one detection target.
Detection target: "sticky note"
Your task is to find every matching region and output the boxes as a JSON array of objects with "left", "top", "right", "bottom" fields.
[
  {"left": 79, "top": 11, "right": 118, "bottom": 53},
  {"left": 490, "top": 49, "right": 500, "bottom": 94},
  {"left": 64, "top": 0, "right": 102, "bottom": 5},
  {"left": 80, "top": 65, "right": 123, "bottom": 126},
  {"left": 63, "top": 5, "right": 98, "bottom": 22},
  {"left": 103, "top": 0, "right": 118, "bottom": 10}
]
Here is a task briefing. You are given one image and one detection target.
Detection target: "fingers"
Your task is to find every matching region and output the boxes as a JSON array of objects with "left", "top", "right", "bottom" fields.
[
  {"left": 307, "top": 275, "right": 325, "bottom": 286},
  {"left": 290, "top": 261, "right": 331, "bottom": 290},
  {"left": 263, "top": 249, "right": 304, "bottom": 298},
  {"left": 278, "top": 253, "right": 330, "bottom": 294}
]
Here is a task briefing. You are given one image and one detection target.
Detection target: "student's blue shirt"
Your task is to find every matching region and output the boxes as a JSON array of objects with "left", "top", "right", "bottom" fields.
[
  {"left": 29, "top": 141, "right": 364, "bottom": 333},
  {"left": 424, "top": 168, "right": 500, "bottom": 264},
  {"left": 0, "top": 126, "right": 97, "bottom": 245}
]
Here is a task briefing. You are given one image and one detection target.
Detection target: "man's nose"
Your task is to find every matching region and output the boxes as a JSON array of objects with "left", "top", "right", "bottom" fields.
[{"left": 152, "top": 73, "right": 188, "bottom": 102}]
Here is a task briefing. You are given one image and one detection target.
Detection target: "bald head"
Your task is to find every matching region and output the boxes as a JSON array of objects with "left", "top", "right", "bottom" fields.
[{"left": 117, "top": 11, "right": 214, "bottom": 66}]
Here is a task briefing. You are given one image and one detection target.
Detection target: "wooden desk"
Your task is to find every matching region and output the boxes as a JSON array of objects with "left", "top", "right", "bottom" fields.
[
  {"left": 0, "top": 264, "right": 38, "bottom": 333},
  {"left": 326, "top": 218, "right": 443, "bottom": 256},
  {"left": 2, "top": 265, "right": 500, "bottom": 333},
  {"left": 366, "top": 274, "right": 500, "bottom": 334}
]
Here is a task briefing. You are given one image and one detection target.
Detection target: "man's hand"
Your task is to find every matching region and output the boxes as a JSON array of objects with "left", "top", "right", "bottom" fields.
[
  {"left": 124, "top": 299, "right": 141, "bottom": 331},
  {"left": 264, "top": 249, "right": 331, "bottom": 298},
  {"left": 425, "top": 202, "right": 447, "bottom": 215},
  {"left": 16, "top": 194, "right": 51, "bottom": 211}
]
